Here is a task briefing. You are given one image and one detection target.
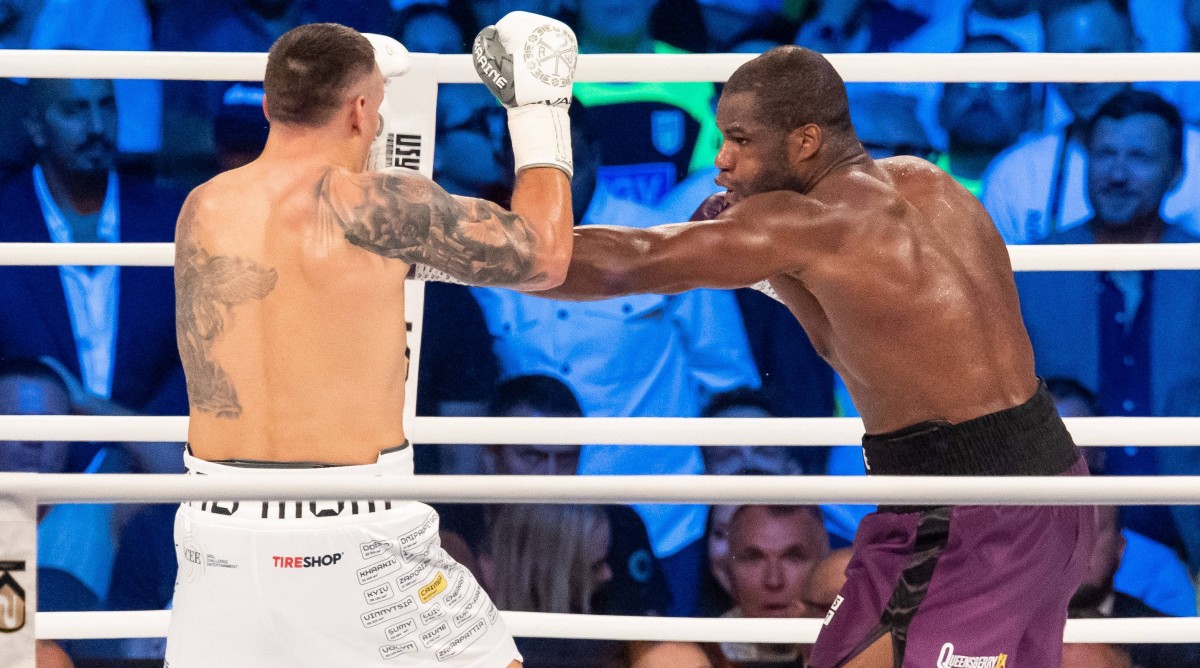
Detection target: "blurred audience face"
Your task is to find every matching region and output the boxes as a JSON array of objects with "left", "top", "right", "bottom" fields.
[
  {"left": 578, "top": 0, "right": 657, "bottom": 43},
  {"left": 487, "top": 401, "right": 582, "bottom": 475},
  {"left": 850, "top": 93, "right": 932, "bottom": 160},
  {"left": 1061, "top": 642, "right": 1132, "bottom": 668},
  {"left": 26, "top": 79, "right": 118, "bottom": 177},
  {"left": 702, "top": 402, "right": 799, "bottom": 475},
  {"left": 0, "top": 373, "right": 70, "bottom": 474},
  {"left": 728, "top": 505, "right": 829, "bottom": 618},
  {"left": 627, "top": 641, "right": 713, "bottom": 668},
  {"left": 973, "top": 0, "right": 1037, "bottom": 18},
  {"left": 1043, "top": 1, "right": 1134, "bottom": 122},
  {"left": 396, "top": 8, "right": 464, "bottom": 54},
  {"left": 1070, "top": 505, "right": 1123, "bottom": 612},
  {"left": 707, "top": 504, "right": 738, "bottom": 594},
  {"left": 434, "top": 84, "right": 506, "bottom": 197},
  {"left": 799, "top": 547, "right": 852, "bottom": 616},
  {"left": 939, "top": 37, "right": 1032, "bottom": 154},
  {"left": 1087, "top": 112, "right": 1181, "bottom": 228}
]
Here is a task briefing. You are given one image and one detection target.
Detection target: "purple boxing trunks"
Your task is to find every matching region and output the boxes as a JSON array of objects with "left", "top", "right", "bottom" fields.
[{"left": 807, "top": 380, "right": 1095, "bottom": 668}]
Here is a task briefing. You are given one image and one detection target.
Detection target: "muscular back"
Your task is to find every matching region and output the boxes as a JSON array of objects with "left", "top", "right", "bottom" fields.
[
  {"left": 177, "top": 160, "right": 569, "bottom": 464},
  {"left": 768, "top": 158, "right": 1036, "bottom": 433}
]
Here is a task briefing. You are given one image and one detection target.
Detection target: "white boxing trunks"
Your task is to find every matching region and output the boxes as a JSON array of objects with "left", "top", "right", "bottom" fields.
[{"left": 165, "top": 444, "right": 521, "bottom": 667}]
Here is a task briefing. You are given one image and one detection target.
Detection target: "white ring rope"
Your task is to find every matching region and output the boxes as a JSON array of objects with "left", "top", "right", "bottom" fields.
[
  {"left": 4, "top": 472, "right": 1200, "bottom": 505},
  {"left": 4, "top": 50, "right": 1200, "bottom": 83},
  {"left": 35, "top": 610, "right": 1200, "bottom": 644},
  {"left": 6, "top": 242, "right": 1200, "bottom": 271},
  {"left": 3, "top": 414, "right": 1200, "bottom": 446}
]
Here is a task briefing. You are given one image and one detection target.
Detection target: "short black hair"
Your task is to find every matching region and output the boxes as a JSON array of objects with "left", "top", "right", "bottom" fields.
[
  {"left": 1040, "top": 0, "right": 1130, "bottom": 23},
  {"left": 1085, "top": 90, "right": 1183, "bottom": 167},
  {"left": 702, "top": 387, "right": 776, "bottom": 418},
  {"left": 1045, "top": 377, "right": 1100, "bottom": 416},
  {"left": 0, "top": 358, "right": 69, "bottom": 394},
  {"left": 264, "top": 23, "right": 376, "bottom": 126},
  {"left": 724, "top": 45, "right": 852, "bottom": 135},
  {"left": 488, "top": 375, "right": 583, "bottom": 418}
]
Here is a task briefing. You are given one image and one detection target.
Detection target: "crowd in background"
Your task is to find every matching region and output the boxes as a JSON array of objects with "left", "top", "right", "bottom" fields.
[{"left": 4, "top": 0, "right": 1200, "bottom": 666}]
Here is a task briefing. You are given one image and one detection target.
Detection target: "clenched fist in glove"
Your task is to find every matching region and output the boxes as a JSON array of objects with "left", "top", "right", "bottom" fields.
[{"left": 473, "top": 11, "right": 577, "bottom": 177}]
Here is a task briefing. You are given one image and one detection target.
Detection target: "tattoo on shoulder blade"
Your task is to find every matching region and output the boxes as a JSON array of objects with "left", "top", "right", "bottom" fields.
[
  {"left": 175, "top": 197, "right": 278, "bottom": 419},
  {"left": 316, "top": 168, "right": 545, "bottom": 285}
]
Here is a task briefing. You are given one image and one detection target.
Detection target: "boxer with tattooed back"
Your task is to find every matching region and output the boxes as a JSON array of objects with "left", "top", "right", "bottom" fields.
[{"left": 168, "top": 15, "right": 575, "bottom": 667}]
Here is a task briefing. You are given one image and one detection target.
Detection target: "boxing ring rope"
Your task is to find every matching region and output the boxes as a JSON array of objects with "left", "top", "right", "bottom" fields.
[
  {"left": 8, "top": 241, "right": 1200, "bottom": 272},
  {"left": 35, "top": 610, "right": 1200, "bottom": 645},
  {"left": 4, "top": 48, "right": 1200, "bottom": 649},
  {"left": 4, "top": 414, "right": 1200, "bottom": 446},
  {"left": 4, "top": 49, "right": 1200, "bottom": 83}
]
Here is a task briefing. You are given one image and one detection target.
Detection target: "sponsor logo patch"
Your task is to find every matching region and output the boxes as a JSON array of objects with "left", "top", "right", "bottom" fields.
[
  {"left": 937, "top": 643, "right": 1007, "bottom": 668},
  {"left": 419, "top": 620, "right": 451, "bottom": 648},
  {"left": 361, "top": 597, "right": 416, "bottom": 628},
  {"left": 437, "top": 619, "right": 487, "bottom": 662},
  {"left": 365, "top": 583, "right": 395, "bottom": 605},
  {"left": 384, "top": 618, "right": 417, "bottom": 642},
  {"left": 358, "top": 554, "right": 402, "bottom": 585},
  {"left": 419, "top": 571, "right": 448, "bottom": 603},
  {"left": 380, "top": 641, "right": 418, "bottom": 660},
  {"left": 824, "top": 594, "right": 843, "bottom": 627},
  {"left": 272, "top": 553, "right": 342, "bottom": 568},
  {"left": 0, "top": 562, "right": 27, "bottom": 633}
]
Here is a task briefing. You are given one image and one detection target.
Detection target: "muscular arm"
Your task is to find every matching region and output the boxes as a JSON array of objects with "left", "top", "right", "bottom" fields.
[
  {"left": 319, "top": 166, "right": 571, "bottom": 290},
  {"left": 538, "top": 192, "right": 819, "bottom": 299}
]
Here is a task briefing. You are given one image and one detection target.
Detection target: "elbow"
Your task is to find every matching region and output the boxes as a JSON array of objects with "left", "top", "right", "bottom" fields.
[{"left": 521, "top": 246, "right": 571, "bottom": 291}]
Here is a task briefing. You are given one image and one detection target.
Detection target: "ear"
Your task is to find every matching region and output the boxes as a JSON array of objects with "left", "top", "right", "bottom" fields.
[
  {"left": 24, "top": 115, "right": 45, "bottom": 149},
  {"left": 789, "top": 124, "right": 822, "bottom": 163},
  {"left": 261, "top": 96, "right": 271, "bottom": 122},
  {"left": 350, "top": 94, "right": 369, "bottom": 136}
]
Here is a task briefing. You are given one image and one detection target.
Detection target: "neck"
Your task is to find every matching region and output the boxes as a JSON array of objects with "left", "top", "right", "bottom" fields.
[
  {"left": 801, "top": 143, "right": 871, "bottom": 194},
  {"left": 580, "top": 32, "right": 655, "bottom": 54},
  {"left": 1091, "top": 214, "right": 1166, "bottom": 244},
  {"left": 260, "top": 125, "right": 364, "bottom": 172},
  {"left": 40, "top": 161, "right": 108, "bottom": 216},
  {"left": 944, "top": 143, "right": 996, "bottom": 180}
]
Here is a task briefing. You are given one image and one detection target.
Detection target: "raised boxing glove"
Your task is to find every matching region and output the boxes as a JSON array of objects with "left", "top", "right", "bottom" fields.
[
  {"left": 473, "top": 11, "right": 576, "bottom": 177},
  {"left": 689, "top": 191, "right": 733, "bottom": 221}
]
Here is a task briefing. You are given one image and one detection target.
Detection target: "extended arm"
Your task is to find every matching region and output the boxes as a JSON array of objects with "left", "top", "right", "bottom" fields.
[
  {"left": 537, "top": 192, "right": 815, "bottom": 300},
  {"left": 319, "top": 166, "right": 571, "bottom": 290}
]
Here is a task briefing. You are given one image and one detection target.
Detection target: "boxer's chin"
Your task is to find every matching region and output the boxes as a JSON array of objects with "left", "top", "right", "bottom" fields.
[{"left": 724, "top": 190, "right": 745, "bottom": 206}]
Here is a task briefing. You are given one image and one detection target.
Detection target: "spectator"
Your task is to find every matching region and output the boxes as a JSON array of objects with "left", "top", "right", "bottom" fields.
[
  {"left": 1046, "top": 377, "right": 1198, "bottom": 621},
  {"left": 1157, "top": 377, "right": 1200, "bottom": 582},
  {"left": 437, "top": 375, "right": 672, "bottom": 617},
  {"left": 793, "top": 0, "right": 929, "bottom": 54},
  {"left": 156, "top": 0, "right": 391, "bottom": 178},
  {"left": 391, "top": 2, "right": 469, "bottom": 53},
  {"left": 1018, "top": 91, "right": 1200, "bottom": 419},
  {"left": 0, "top": 77, "right": 187, "bottom": 475},
  {"left": 622, "top": 640, "right": 724, "bottom": 668},
  {"left": 903, "top": 0, "right": 1043, "bottom": 52},
  {"left": 472, "top": 108, "right": 760, "bottom": 616},
  {"left": 573, "top": 0, "right": 721, "bottom": 207},
  {"left": 1061, "top": 639, "right": 1134, "bottom": 668},
  {"left": 799, "top": 547, "right": 852, "bottom": 618},
  {"left": 103, "top": 503, "right": 175, "bottom": 662},
  {"left": 719, "top": 505, "right": 829, "bottom": 666},
  {"left": 483, "top": 503, "right": 623, "bottom": 667},
  {"left": 936, "top": 34, "right": 1034, "bottom": 196},
  {"left": 0, "top": 0, "right": 159, "bottom": 156},
  {"left": 213, "top": 83, "right": 269, "bottom": 172},
  {"left": 700, "top": 389, "right": 803, "bottom": 476},
  {"left": 982, "top": 0, "right": 1200, "bottom": 242},
  {"left": 0, "top": 358, "right": 125, "bottom": 663},
  {"left": 1069, "top": 506, "right": 1200, "bottom": 667}
]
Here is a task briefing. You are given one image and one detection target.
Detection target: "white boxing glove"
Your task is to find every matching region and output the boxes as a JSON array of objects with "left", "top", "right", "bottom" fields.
[
  {"left": 363, "top": 33, "right": 411, "bottom": 78},
  {"left": 473, "top": 11, "right": 576, "bottom": 177}
]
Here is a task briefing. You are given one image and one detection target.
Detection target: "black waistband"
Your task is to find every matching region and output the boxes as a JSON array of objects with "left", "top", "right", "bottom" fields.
[
  {"left": 192, "top": 441, "right": 410, "bottom": 469},
  {"left": 861, "top": 380, "right": 1079, "bottom": 479}
]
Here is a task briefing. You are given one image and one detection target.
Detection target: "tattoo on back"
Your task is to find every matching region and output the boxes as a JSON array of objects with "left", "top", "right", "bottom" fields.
[
  {"left": 316, "top": 168, "right": 547, "bottom": 286},
  {"left": 176, "top": 197, "right": 278, "bottom": 419}
]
